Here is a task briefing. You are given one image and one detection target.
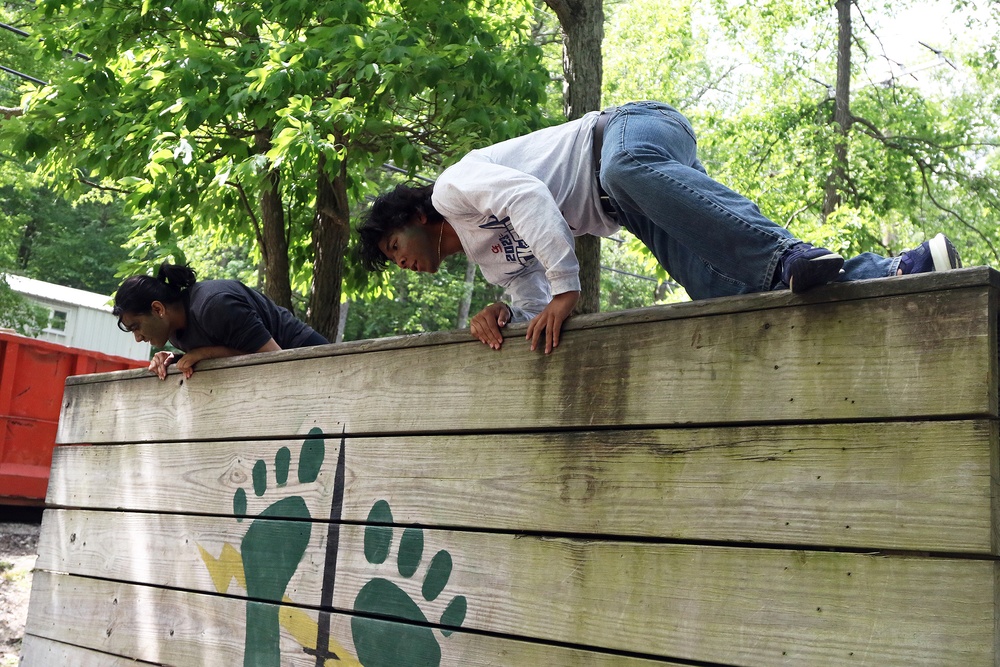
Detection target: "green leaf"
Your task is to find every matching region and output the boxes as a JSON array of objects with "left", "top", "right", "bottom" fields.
[{"left": 155, "top": 221, "right": 171, "bottom": 244}]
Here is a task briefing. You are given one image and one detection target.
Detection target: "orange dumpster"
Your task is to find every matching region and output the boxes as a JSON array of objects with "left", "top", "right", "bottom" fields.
[{"left": 0, "top": 331, "right": 146, "bottom": 505}]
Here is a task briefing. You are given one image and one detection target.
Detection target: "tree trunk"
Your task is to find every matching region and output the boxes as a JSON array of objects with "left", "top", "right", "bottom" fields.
[
  {"left": 254, "top": 130, "right": 292, "bottom": 310},
  {"left": 545, "top": 0, "right": 605, "bottom": 315},
  {"left": 822, "top": 0, "right": 853, "bottom": 220},
  {"left": 547, "top": 0, "right": 604, "bottom": 120},
  {"left": 456, "top": 256, "right": 477, "bottom": 329},
  {"left": 309, "top": 151, "right": 351, "bottom": 341},
  {"left": 573, "top": 238, "right": 601, "bottom": 313},
  {"left": 336, "top": 299, "right": 349, "bottom": 343},
  {"left": 17, "top": 220, "right": 37, "bottom": 270}
]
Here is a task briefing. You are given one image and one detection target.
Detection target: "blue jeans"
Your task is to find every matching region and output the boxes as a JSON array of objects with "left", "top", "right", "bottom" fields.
[{"left": 599, "top": 101, "right": 901, "bottom": 299}]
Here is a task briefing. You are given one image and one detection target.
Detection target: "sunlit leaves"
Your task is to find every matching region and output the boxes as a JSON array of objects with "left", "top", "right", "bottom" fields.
[
  {"left": 607, "top": 0, "right": 999, "bottom": 267},
  {"left": 3, "top": 0, "right": 550, "bottom": 319}
]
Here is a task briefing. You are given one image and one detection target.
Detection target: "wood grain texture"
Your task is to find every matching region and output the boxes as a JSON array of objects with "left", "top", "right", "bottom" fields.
[
  {"left": 25, "top": 570, "right": 337, "bottom": 666},
  {"left": 333, "top": 526, "right": 998, "bottom": 667},
  {"left": 46, "top": 420, "right": 998, "bottom": 553},
  {"left": 19, "top": 635, "right": 162, "bottom": 666},
  {"left": 35, "top": 509, "right": 332, "bottom": 604},
  {"left": 34, "top": 269, "right": 1000, "bottom": 666},
  {"left": 24, "top": 571, "right": 682, "bottom": 667},
  {"left": 32, "top": 510, "right": 999, "bottom": 667},
  {"left": 64, "top": 267, "right": 1000, "bottom": 385},
  {"left": 57, "top": 287, "right": 997, "bottom": 445}
]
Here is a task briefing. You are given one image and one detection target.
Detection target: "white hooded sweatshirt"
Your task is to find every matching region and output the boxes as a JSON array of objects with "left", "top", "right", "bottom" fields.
[{"left": 431, "top": 110, "right": 620, "bottom": 321}]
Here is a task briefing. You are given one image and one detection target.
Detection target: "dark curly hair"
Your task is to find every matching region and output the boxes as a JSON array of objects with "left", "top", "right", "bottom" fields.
[
  {"left": 113, "top": 262, "right": 196, "bottom": 319},
  {"left": 356, "top": 183, "right": 443, "bottom": 271}
]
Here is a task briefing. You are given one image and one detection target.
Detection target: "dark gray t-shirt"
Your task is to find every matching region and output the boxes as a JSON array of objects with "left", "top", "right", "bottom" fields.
[{"left": 168, "top": 280, "right": 317, "bottom": 353}]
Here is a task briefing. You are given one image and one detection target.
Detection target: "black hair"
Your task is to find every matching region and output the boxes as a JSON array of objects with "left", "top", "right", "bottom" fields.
[
  {"left": 355, "top": 183, "right": 442, "bottom": 271},
  {"left": 113, "top": 262, "right": 197, "bottom": 318}
]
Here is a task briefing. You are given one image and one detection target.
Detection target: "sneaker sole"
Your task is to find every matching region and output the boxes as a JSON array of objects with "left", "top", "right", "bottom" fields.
[
  {"left": 788, "top": 254, "right": 845, "bottom": 293},
  {"left": 928, "top": 233, "right": 961, "bottom": 272}
]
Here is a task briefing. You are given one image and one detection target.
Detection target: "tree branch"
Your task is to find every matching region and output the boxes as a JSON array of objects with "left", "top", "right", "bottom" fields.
[
  {"left": 913, "top": 160, "right": 1000, "bottom": 262},
  {"left": 77, "top": 175, "right": 130, "bottom": 194},
  {"left": 226, "top": 179, "right": 266, "bottom": 255}
]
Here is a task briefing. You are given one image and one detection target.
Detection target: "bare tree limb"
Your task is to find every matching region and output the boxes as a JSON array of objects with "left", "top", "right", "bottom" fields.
[{"left": 226, "top": 179, "right": 266, "bottom": 255}]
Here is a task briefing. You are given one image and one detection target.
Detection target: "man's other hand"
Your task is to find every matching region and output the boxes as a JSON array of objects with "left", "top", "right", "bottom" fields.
[
  {"left": 470, "top": 302, "right": 511, "bottom": 350},
  {"left": 526, "top": 290, "right": 579, "bottom": 354}
]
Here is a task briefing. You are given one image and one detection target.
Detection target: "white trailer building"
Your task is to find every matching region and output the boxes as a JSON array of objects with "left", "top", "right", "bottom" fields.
[{"left": 4, "top": 274, "right": 150, "bottom": 361}]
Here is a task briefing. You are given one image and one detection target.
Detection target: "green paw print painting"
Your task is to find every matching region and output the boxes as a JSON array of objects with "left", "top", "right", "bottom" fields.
[
  {"left": 352, "top": 500, "right": 468, "bottom": 667},
  {"left": 234, "top": 430, "right": 325, "bottom": 667}
]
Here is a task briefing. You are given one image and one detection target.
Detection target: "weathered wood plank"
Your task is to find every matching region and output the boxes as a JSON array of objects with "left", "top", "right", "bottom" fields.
[
  {"left": 319, "top": 525, "right": 1000, "bottom": 667},
  {"left": 46, "top": 420, "right": 999, "bottom": 553},
  {"left": 57, "top": 287, "right": 997, "bottom": 444},
  {"left": 63, "top": 267, "right": 1000, "bottom": 384},
  {"left": 34, "top": 510, "right": 999, "bottom": 666},
  {"left": 35, "top": 509, "right": 332, "bottom": 608},
  {"left": 20, "top": 634, "right": 163, "bottom": 666},
  {"left": 25, "top": 570, "right": 350, "bottom": 667},
  {"left": 25, "top": 572, "right": 681, "bottom": 667}
]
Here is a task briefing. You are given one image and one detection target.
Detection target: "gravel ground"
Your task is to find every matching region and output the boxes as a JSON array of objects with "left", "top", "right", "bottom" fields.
[{"left": 0, "top": 508, "right": 42, "bottom": 667}]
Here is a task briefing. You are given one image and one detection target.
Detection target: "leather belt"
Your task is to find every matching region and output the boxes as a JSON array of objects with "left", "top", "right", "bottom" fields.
[{"left": 592, "top": 106, "right": 619, "bottom": 218}]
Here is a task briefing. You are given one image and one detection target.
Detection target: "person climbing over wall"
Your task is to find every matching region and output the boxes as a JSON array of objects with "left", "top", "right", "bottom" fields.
[
  {"left": 355, "top": 101, "right": 962, "bottom": 354},
  {"left": 113, "top": 262, "right": 328, "bottom": 379}
]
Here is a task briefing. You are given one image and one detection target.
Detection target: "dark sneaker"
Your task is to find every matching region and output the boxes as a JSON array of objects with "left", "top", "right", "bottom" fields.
[
  {"left": 780, "top": 242, "right": 845, "bottom": 293},
  {"left": 898, "top": 233, "right": 962, "bottom": 274}
]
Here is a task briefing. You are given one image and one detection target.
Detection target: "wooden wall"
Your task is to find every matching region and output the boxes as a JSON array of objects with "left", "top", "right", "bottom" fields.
[{"left": 23, "top": 267, "right": 1000, "bottom": 667}]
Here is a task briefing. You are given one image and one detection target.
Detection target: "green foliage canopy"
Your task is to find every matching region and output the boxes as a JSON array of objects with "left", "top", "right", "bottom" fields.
[
  {"left": 1, "top": 0, "right": 551, "bottom": 315},
  {"left": 605, "top": 0, "right": 1000, "bottom": 269},
  {"left": 0, "top": 274, "right": 49, "bottom": 335}
]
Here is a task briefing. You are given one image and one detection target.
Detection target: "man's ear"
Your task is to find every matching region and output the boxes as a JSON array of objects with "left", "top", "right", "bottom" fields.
[{"left": 415, "top": 211, "right": 428, "bottom": 225}]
